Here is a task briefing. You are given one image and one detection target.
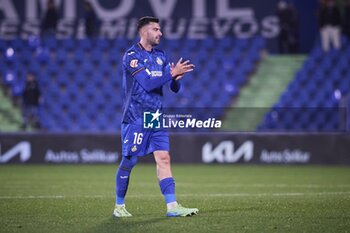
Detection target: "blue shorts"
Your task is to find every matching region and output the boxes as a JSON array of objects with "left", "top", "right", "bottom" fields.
[{"left": 121, "top": 122, "right": 170, "bottom": 157}]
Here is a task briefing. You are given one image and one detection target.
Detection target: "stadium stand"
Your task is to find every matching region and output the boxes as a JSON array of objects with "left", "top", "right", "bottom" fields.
[
  {"left": 258, "top": 37, "right": 350, "bottom": 132},
  {"left": 223, "top": 55, "right": 306, "bottom": 131},
  {"left": 0, "top": 36, "right": 265, "bottom": 132},
  {"left": 1, "top": 35, "right": 349, "bottom": 133}
]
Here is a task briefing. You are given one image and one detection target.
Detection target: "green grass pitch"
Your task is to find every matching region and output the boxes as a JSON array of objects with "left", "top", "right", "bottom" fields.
[{"left": 0, "top": 164, "right": 349, "bottom": 233}]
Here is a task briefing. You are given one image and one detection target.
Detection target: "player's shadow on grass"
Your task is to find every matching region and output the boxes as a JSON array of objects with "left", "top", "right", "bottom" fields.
[{"left": 87, "top": 216, "right": 170, "bottom": 233}]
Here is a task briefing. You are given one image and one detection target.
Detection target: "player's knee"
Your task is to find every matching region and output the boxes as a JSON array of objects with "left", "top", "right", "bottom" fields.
[
  {"left": 159, "top": 156, "right": 170, "bottom": 166},
  {"left": 120, "top": 156, "right": 138, "bottom": 170},
  {"left": 155, "top": 151, "right": 171, "bottom": 167}
]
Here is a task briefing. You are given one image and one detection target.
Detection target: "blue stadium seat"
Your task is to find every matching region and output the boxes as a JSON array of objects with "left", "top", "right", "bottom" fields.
[
  {"left": 252, "top": 37, "right": 265, "bottom": 50},
  {"left": 80, "top": 60, "right": 94, "bottom": 76},
  {"left": 2, "top": 70, "right": 17, "bottom": 87},
  {"left": 61, "top": 39, "right": 76, "bottom": 51},
  {"left": 201, "top": 37, "right": 215, "bottom": 49},
  {"left": 235, "top": 38, "right": 249, "bottom": 51},
  {"left": 219, "top": 37, "right": 233, "bottom": 50},
  {"left": 90, "top": 49, "right": 104, "bottom": 65},
  {"left": 46, "top": 62, "right": 60, "bottom": 76},
  {"left": 166, "top": 39, "right": 181, "bottom": 51},
  {"left": 71, "top": 48, "right": 85, "bottom": 64},
  {"left": 36, "top": 46, "right": 50, "bottom": 64},
  {"left": 55, "top": 49, "right": 68, "bottom": 64},
  {"left": 184, "top": 39, "right": 199, "bottom": 51},
  {"left": 113, "top": 38, "right": 129, "bottom": 50},
  {"left": 42, "top": 36, "right": 58, "bottom": 52},
  {"left": 96, "top": 38, "right": 110, "bottom": 51}
]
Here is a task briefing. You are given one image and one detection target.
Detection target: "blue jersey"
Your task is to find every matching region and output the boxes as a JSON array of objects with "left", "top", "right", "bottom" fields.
[{"left": 121, "top": 43, "right": 180, "bottom": 124}]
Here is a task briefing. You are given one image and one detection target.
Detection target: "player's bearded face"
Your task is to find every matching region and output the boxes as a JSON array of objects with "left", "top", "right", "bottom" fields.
[{"left": 146, "top": 23, "right": 162, "bottom": 46}]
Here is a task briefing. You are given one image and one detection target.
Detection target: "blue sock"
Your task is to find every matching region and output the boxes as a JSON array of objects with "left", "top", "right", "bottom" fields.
[
  {"left": 115, "top": 156, "right": 138, "bottom": 205},
  {"left": 159, "top": 177, "right": 176, "bottom": 204}
]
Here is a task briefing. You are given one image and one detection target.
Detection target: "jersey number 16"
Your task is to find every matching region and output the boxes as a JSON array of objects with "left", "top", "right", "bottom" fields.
[{"left": 133, "top": 133, "right": 143, "bottom": 145}]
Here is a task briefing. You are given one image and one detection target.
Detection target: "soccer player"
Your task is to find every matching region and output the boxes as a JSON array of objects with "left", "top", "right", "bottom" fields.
[{"left": 113, "top": 16, "right": 199, "bottom": 217}]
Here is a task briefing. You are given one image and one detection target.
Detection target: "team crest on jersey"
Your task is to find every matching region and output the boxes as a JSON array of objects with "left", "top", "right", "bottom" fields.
[
  {"left": 156, "top": 57, "right": 163, "bottom": 65},
  {"left": 130, "top": 59, "right": 138, "bottom": 68},
  {"left": 131, "top": 145, "right": 137, "bottom": 152}
]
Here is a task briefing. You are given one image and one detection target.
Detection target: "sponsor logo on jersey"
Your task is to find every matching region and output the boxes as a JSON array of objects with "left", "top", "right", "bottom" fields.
[
  {"left": 151, "top": 71, "right": 163, "bottom": 77},
  {"left": 127, "top": 51, "right": 135, "bottom": 55},
  {"left": 130, "top": 59, "right": 138, "bottom": 68}
]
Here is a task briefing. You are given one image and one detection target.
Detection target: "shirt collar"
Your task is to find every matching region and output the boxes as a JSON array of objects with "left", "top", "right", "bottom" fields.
[{"left": 137, "top": 42, "right": 153, "bottom": 53}]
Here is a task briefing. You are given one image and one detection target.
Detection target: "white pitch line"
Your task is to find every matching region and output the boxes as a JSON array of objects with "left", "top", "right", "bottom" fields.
[
  {"left": 132, "top": 182, "right": 350, "bottom": 189},
  {"left": 177, "top": 183, "right": 350, "bottom": 188},
  {"left": 0, "top": 195, "right": 66, "bottom": 199},
  {"left": 0, "top": 192, "right": 349, "bottom": 200},
  {"left": 181, "top": 192, "right": 350, "bottom": 197}
]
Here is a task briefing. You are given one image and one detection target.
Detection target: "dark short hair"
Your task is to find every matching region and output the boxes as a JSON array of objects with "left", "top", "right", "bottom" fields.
[{"left": 137, "top": 16, "right": 160, "bottom": 31}]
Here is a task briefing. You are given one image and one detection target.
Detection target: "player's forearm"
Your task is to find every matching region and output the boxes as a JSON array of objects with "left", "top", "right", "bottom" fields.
[{"left": 134, "top": 69, "right": 173, "bottom": 92}]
